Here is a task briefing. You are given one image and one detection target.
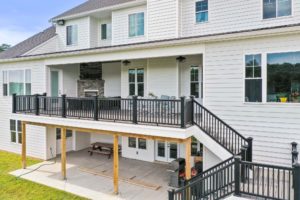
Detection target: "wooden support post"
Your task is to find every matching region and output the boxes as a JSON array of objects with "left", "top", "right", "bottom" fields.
[
  {"left": 185, "top": 137, "right": 191, "bottom": 180},
  {"left": 21, "top": 122, "right": 26, "bottom": 169},
  {"left": 113, "top": 134, "right": 119, "bottom": 195},
  {"left": 61, "top": 128, "right": 67, "bottom": 180}
]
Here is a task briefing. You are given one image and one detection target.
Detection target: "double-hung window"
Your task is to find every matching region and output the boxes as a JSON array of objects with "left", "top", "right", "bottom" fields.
[
  {"left": 245, "top": 54, "right": 262, "bottom": 102},
  {"left": 196, "top": 0, "right": 208, "bottom": 23},
  {"left": 101, "top": 24, "right": 112, "bottom": 40},
  {"left": 128, "top": 68, "right": 144, "bottom": 97},
  {"left": 128, "top": 137, "right": 147, "bottom": 150},
  {"left": 10, "top": 120, "right": 22, "bottom": 144},
  {"left": 66, "top": 25, "right": 78, "bottom": 46},
  {"left": 191, "top": 66, "right": 200, "bottom": 98},
  {"left": 263, "top": 0, "right": 292, "bottom": 19},
  {"left": 267, "top": 51, "right": 300, "bottom": 103},
  {"left": 129, "top": 12, "right": 144, "bottom": 37},
  {"left": 3, "top": 69, "right": 31, "bottom": 96},
  {"left": 56, "top": 128, "right": 73, "bottom": 139}
]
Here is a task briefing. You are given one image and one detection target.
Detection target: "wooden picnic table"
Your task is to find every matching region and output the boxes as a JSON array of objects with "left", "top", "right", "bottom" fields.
[{"left": 88, "top": 142, "right": 121, "bottom": 159}]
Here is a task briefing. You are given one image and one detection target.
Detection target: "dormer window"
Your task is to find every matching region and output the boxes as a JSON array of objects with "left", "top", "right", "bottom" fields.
[
  {"left": 101, "top": 24, "right": 112, "bottom": 40},
  {"left": 128, "top": 12, "right": 144, "bottom": 37},
  {"left": 66, "top": 25, "right": 78, "bottom": 46},
  {"left": 263, "top": 0, "right": 292, "bottom": 19}
]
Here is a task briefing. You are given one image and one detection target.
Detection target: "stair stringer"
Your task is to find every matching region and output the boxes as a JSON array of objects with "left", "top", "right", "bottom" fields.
[{"left": 189, "top": 126, "right": 233, "bottom": 162}]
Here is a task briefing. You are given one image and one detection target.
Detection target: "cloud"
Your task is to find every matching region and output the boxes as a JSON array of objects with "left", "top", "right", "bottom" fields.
[{"left": 0, "top": 27, "right": 36, "bottom": 46}]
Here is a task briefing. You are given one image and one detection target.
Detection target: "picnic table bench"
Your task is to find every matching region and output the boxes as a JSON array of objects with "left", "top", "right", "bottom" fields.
[{"left": 88, "top": 142, "right": 121, "bottom": 159}]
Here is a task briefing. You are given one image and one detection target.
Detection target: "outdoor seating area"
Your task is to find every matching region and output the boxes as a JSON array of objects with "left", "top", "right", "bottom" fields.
[{"left": 88, "top": 142, "right": 122, "bottom": 159}]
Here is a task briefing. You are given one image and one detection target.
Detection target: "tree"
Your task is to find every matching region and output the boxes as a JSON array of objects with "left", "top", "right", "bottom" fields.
[{"left": 0, "top": 44, "right": 11, "bottom": 52}]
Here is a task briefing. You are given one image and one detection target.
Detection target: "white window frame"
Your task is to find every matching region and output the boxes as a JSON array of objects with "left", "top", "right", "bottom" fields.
[
  {"left": 2, "top": 69, "right": 31, "bottom": 96},
  {"left": 100, "top": 23, "right": 112, "bottom": 40},
  {"left": 128, "top": 137, "right": 147, "bottom": 150},
  {"left": 262, "top": 0, "right": 293, "bottom": 20},
  {"left": 128, "top": 12, "right": 145, "bottom": 38},
  {"left": 190, "top": 65, "right": 200, "bottom": 98},
  {"left": 244, "top": 54, "right": 263, "bottom": 103},
  {"left": 195, "top": 0, "right": 209, "bottom": 24},
  {"left": 10, "top": 119, "right": 22, "bottom": 144},
  {"left": 66, "top": 25, "right": 78, "bottom": 46},
  {"left": 128, "top": 68, "right": 144, "bottom": 97}
]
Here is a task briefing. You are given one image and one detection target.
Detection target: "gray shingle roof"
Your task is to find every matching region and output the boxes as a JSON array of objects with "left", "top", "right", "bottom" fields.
[
  {"left": 52, "top": 0, "right": 136, "bottom": 20},
  {"left": 0, "top": 26, "right": 56, "bottom": 59}
]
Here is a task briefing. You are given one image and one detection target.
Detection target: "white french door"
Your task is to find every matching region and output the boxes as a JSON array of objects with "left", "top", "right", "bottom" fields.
[{"left": 155, "top": 141, "right": 179, "bottom": 162}]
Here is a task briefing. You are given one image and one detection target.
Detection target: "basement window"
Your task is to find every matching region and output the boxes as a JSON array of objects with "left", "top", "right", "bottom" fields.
[
  {"left": 128, "top": 137, "right": 136, "bottom": 148},
  {"left": 56, "top": 128, "right": 73, "bottom": 140},
  {"left": 10, "top": 120, "right": 22, "bottom": 144},
  {"left": 138, "top": 138, "right": 147, "bottom": 150}
]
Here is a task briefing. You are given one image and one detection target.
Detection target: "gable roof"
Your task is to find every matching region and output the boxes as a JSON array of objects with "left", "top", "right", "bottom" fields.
[
  {"left": 52, "top": 0, "right": 136, "bottom": 21},
  {"left": 0, "top": 26, "right": 56, "bottom": 60}
]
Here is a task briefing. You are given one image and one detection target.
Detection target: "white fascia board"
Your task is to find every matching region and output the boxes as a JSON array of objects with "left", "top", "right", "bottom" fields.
[{"left": 11, "top": 114, "right": 191, "bottom": 140}]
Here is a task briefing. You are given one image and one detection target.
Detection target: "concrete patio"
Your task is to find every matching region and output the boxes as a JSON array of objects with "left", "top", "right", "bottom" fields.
[{"left": 10, "top": 149, "right": 170, "bottom": 200}]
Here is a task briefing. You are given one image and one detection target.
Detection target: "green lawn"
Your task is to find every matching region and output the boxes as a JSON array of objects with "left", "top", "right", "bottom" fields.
[{"left": 0, "top": 150, "right": 88, "bottom": 200}]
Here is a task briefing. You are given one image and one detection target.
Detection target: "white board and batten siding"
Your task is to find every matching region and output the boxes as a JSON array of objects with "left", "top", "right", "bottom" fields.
[
  {"left": 181, "top": 0, "right": 300, "bottom": 37},
  {"left": 204, "top": 33, "right": 300, "bottom": 167},
  {"left": 0, "top": 61, "right": 47, "bottom": 159}
]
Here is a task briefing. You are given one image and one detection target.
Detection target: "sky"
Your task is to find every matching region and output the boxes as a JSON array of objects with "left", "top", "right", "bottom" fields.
[{"left": 0, "top": 0, "right": 85, "bottom": 46}]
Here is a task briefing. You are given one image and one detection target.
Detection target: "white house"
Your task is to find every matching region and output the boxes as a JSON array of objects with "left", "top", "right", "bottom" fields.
[{"left": 1, "top": 0, "right": 300, "bottom": 199}]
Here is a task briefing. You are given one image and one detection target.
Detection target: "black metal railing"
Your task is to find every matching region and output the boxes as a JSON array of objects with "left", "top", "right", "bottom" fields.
[
  {"left": 239, "top": 161, "right": 294, "bottom": 200},
  {"left": 187, "top": 157, "right": 235, "bottom": 185},
  {"left": 193, "top": 100, "right": 250, "bottom": 156},
  {"left": 169, "top": 157, "right": 236, "bottom": 200},
  {"left": 13, "top": 94, "right": 192, "bottom": 128},
  {"left": 170, "top": 157, "right": 299, "bottom": 200}
]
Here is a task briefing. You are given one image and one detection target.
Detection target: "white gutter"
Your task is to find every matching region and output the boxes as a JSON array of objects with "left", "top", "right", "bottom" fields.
[{"left": 1, "top": 25, "right": 300, "bottom": 64}]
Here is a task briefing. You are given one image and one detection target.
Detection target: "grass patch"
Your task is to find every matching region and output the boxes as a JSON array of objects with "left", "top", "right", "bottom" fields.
[{"left": 0, "top": 150, "right": 88, "bottom": 200}]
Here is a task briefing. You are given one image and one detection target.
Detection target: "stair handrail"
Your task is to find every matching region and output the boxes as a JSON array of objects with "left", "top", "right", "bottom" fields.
[
  {"left": 186, "top": 156, "right": 234, "bottom": 184},
  {"left": 193, "top": 100, "right": 249, "bottom": 155}
]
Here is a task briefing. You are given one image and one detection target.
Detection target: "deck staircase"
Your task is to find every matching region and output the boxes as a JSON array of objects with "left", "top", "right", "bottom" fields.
[{"left": 169, "top": 99, "right": 296, "bottom": 200}]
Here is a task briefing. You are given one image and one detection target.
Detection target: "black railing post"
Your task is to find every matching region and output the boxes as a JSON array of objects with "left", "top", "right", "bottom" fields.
[
  {"left": 241, "top": 146, "right": 247, "bottom": 183},
  {"left": 35, "top": 94, "right": 40, "bottom": 115},
  {"left": 190, "top": 96, "right": 195, "bottom": 125},
  {"left": 293, "top": 163, "right": 300, "bottom": 200},
  {"left": 180, "top": 96, "right": 186, "bottom": 128},
  {"left": 132, "top": 96, "right": 138, "bottom": 124},
  {"left": 12, "top": 93, "right": 17, "bottom": 113},
  {"left": 234, "top": 156, "right": 241, "bottom": 196},
  {"left": 168, "top": 189, "right": 175, "bottom": 200},
  {"left": 61, "top": 94, "right": 66, "bottom": 118},
  {"left": 246, "top": 137, "right": 253, "bottom": 162},
  {"left": 94, "top": 96, "right": 99, "bottom": 121},
  {"left": 292, "top": 151, "right": 299, "bottom": 166},
  {"left": 43, "top": 93, "right": 47, "bottom": 111}
]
